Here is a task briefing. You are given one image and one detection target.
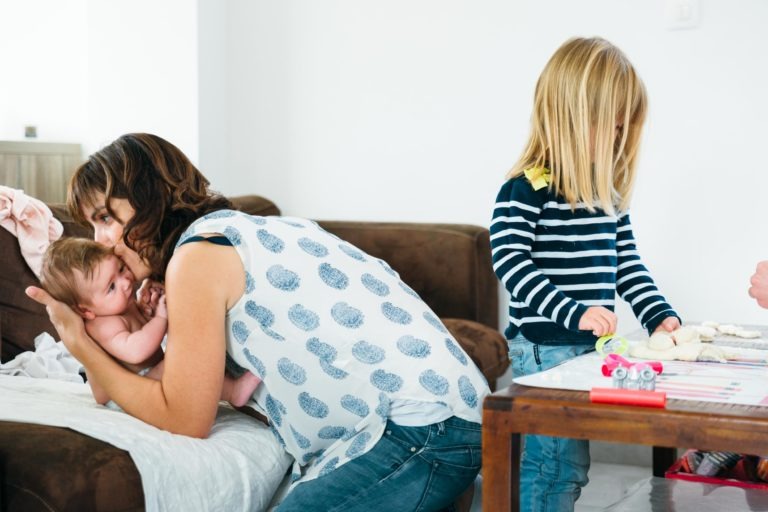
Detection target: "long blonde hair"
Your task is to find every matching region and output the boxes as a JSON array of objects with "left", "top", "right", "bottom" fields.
[{"left": 508, "top": 37, "right": 647, "bottom": 214}]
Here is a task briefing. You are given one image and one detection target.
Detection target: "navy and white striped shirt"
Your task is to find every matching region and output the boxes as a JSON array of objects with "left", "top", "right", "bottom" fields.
[{"left": 490, "top": 176, "right": 678, "bottom": 345}]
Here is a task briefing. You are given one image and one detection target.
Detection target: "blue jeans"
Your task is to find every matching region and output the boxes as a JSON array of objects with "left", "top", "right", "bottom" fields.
[
  {"left": 507, "top": 333, "right": 594, "bottom": 512},
  {"left": 276, "top": 416, "right": 481, "bottom": 511}
]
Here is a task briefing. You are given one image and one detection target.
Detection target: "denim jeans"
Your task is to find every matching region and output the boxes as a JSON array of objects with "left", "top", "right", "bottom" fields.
[
  {"left": 276, "top": 416, "right": 481, "bottom": 512},
  {"left": 507, "top": 333, "right": 594, "bottom": 512}
]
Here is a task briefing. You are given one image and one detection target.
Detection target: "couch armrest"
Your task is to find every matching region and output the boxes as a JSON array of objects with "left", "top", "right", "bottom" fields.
[
  {"left": 317, "top": 221, "right": 498, "bottom": 330},
  {"left": 443, "top": 318, "right": 509, "bottom": 392}
]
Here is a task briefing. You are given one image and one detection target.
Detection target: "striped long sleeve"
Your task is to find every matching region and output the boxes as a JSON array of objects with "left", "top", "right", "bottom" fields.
[
  {"left": 490, "top": 177, "right": 678, "bottom": 345},
  {"left": 615, "top": 213, "right": 677, "bottom": 332}
]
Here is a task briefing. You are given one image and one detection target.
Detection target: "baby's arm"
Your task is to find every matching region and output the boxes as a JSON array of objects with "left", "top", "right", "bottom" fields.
[{"left": 87, "top": 297, "right": 168, "bottom": 366}]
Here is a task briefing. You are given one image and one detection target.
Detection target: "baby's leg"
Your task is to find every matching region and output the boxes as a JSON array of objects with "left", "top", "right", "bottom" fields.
[{"left": 222, "top": 371, "right": 262, "bottom": 407}]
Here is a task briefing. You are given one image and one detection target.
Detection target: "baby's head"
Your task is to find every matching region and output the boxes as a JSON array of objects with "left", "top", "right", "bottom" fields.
[{"left": 40, "top": 237, "right": 135, "bottom": 319}]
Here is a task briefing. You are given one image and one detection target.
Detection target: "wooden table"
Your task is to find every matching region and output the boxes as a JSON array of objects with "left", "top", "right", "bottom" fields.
[{"left": 482, "top": 383, "right": 768, "bottom": 512}]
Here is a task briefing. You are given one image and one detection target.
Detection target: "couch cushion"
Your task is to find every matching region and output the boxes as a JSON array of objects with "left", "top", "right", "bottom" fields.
[
  {"left": 0, "top": 227, "right": 58, "bottom": 362},
  {"left": 0, "top": 422, "right": 143, "bottom": 512}
]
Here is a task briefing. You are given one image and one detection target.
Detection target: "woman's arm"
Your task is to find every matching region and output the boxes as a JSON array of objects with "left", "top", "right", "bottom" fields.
[
  {"left": 85, "top": 368, "right": 111, "bottom": 405},
  {"left": 27, "top": 242, "right": 244, "bottom": 437}
]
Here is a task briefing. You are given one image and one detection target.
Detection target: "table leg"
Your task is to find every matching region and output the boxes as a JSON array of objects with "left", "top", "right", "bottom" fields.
[
  {"left": 482, "top": 424, "right": 518, "bottom": 512},
  {"left": 510, "top": 433, "right": 521, "bottom": 512},
  {"left": 652, "top": 446, "right": 677, "bottom": 477}
]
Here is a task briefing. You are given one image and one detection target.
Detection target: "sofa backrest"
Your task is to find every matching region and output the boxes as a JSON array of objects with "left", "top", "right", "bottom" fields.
[{"left": 317, "top": 221, "right": 498, "bottom": 330}]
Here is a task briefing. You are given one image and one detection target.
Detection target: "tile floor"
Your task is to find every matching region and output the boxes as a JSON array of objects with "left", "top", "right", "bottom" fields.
[
  {"left": 469, "top": 448, "right": 651, "bottom": 511},
  {"left": 576, "top": 461, "right": 650, "bottom": 511}
]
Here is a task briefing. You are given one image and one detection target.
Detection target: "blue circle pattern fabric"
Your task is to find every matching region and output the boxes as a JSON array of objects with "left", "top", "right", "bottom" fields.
[{"left": 176, "top": 211, "right": 489, "bottom": 486}]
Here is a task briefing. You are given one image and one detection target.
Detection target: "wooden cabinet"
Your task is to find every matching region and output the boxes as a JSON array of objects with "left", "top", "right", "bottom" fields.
[{"left": 0, "top": 141, "right": 83, "bottom": 203}]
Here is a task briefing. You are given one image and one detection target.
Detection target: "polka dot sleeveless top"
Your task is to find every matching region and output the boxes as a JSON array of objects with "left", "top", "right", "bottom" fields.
[{"left": 176, "top": 211, "right": 489, "bottom": 484}]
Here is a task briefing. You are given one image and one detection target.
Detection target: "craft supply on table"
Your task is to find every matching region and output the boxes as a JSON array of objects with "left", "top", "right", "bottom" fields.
[{"left": 589, "top": 387, "right": 667, "bottom": 408}]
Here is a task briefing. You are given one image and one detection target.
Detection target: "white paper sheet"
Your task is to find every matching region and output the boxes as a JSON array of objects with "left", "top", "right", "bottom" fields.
[{"left": 514, "top": 350, "right": 768, "bottom": 406}]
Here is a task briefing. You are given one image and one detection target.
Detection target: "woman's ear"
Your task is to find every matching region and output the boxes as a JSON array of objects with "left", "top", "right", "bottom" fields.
[{"left": 76, "top": 304, "right": 96, "bottom": 320}]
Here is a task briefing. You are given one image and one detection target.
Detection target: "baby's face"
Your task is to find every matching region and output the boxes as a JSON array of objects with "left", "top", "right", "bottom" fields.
[{"left": 77, "top": 254, "right": 136, "bottom": 317}]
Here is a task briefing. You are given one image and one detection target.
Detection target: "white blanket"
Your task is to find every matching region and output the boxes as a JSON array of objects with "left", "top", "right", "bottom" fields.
[
  {"left": 0, "top": 374, "right": 292, "bottom": 511},
  {"left": 0, "top": 333, "right": 83, "bottom": 381}
]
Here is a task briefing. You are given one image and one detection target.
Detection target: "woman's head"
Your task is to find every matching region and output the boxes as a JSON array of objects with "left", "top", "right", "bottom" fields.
[
  {"left": 510, "top": 37, "right": 647, "bottom": 214},
  {"left": 68, "top": 133, "right": 233, "bottom": 280}
]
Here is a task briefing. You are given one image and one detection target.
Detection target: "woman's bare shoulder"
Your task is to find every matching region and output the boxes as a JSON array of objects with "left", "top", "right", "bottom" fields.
[{"left": 166, "top": 241, "right": 245, "bottom": 309}]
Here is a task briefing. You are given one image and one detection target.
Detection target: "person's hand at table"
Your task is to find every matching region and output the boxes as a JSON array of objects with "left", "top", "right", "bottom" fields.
[
  {"left": 652, "top": 316, "right": 681, "bottom": 333},
  {"left": 749, "top": 261, "right": 768, "bottom": 309},
  {"left": 579, "top": 306, "right": 618, "bottom": 336}
]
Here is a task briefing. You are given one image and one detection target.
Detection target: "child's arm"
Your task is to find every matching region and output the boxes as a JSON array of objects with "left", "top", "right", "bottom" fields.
[
  {"left": 615, "top": 212, "right": 680, "bottom": 333},
  {"left": 87, "top": 299, "right": 167, "bottom": 366},
  {"left": 490, "top": 178, "right": 592, "bottom": 332}
]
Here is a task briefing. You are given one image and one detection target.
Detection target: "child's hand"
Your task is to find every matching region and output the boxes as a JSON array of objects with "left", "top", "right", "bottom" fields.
[
  {"left": 579, "top": 306, "right": 617, "bottom": 336},
  {"left": 653, "top": 316, "right": 681, "bottom": 333},
  {"left": 136, "top": 279, "right": 165, "bottom": 317},
  {"left": 155, "top": 294, "right": 168, "bottom": 319}
]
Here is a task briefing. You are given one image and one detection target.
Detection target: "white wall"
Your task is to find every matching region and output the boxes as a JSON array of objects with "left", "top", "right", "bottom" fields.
[
  {"left": 224, "top": 0, "right": 768, "bottom": 331},
  {"left": 0, "top": 1, "right": 199, "bottom": 159},
  {"left": 85, "top": 0, "right": 199, "bottom": 157},
  {"left": 0, "top": 0, "right": 88, "bottom": 142},
  {"left": 197, "top": 0, "right": 229, "bottom": 181}
]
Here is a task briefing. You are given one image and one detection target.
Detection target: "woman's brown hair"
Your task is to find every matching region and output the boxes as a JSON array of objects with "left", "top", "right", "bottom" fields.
[{"left": 68, "top": 133, "right": 233, "bottom": 280}]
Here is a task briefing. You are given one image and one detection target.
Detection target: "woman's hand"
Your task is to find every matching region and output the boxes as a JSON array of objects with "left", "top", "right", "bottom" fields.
[
  {"left": 578, "top": 306, "right": 617, "bottom": 336},
  {"left": 25, "top": 286, "right": 88, "bottom": 355},
  {"left": 652, "top": 316, "right": 681, "bottom": 333},
  {"left": 749, "top": 261, "right": 768, "bottom": 309},
  {"left": 114, "top": 242, "right": 152, "bottom": 282}
]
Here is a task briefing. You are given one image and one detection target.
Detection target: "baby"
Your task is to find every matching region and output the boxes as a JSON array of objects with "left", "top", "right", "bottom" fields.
[{"left": 40, "top": 237, "right": 261, "bottom": 406}]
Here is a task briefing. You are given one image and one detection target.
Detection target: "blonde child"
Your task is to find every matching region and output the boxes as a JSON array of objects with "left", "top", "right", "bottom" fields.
[
  {"left": 40, "top": 237, "right": 261, "bottom": 406},
  {"left": 490, "top": 37, "right": 681, "bottom": 511}
]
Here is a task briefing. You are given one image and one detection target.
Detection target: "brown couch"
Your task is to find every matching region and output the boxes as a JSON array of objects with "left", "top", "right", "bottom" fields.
[{"left": 0, "top": 195, "right": 508, "bottom": 512}]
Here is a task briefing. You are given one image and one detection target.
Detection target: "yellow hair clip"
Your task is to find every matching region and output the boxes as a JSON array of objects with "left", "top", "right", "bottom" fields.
[{"left": 523, "top": 167, "right": 551, "bottom": 191}]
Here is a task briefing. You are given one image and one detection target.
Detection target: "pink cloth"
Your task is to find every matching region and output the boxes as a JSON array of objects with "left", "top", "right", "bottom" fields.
[{"left": 0, "top": 186, "right": 63, "bottom": 278}]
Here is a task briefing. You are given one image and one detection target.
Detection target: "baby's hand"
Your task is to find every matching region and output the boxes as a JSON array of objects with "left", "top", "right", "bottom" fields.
[
  {"left": 578, "top": 306, "right": 617, "bottom": 336},
  {"left": 136, "top": 279, "right": 165, "bottom": 317},
  {"left": 155, "top": 294, "right": 168, "bottom": 319}
]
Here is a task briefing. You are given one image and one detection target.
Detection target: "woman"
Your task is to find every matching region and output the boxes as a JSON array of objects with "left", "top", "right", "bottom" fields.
[{"left": 27, "top": 133, "right": 488, "bottom": 510}]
